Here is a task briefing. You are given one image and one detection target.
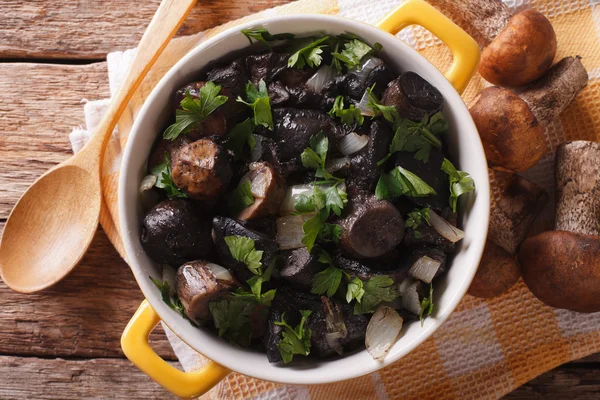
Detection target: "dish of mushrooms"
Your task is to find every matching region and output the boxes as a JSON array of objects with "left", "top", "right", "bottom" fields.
[{"left": 140, "top": 29, "right": 475, "bottom": 364}]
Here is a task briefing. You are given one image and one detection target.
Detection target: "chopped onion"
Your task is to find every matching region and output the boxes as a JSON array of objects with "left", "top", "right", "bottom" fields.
[
  {"left": 356, "top": 89, "right": 375, "bottom": 117},
  {"left": 279, "top": 184, "right": 314, "bottom": 215},
  {"left": 249, "top": 171, "right": 268, "bottom": 198},
  {"left": 429, "top": 210, "right": 465, "bottom": 243},
  {"left": 276, "top": 214, "right": 314, "bottom": 250},
  {"left": 161, "top": 265, "right": 177, "bottom": 296},
  {"left": 351, "top": 56, "right": 384, "bottom": 85},
  {"left": 325, "top": 157, "right": 351, "bottom": 174},
  {"left": 206, "top": 262, "right": 234, "bottom": 282},
  {"left": 140, "top": 174, "right": 157, "bottom": 192},
  {"left": 250, "top": 135, "right": 263, "bottom": 162},
  {"left": 306, "top": 65, "right": 338, "bottom": 93},
  {"left": 409, "top": 256, "right": 441, "bottom": 284},
  {"left": 401, "top": 278, "right": 423, "bottom": 315},
  {"left": 323, "top": 297, "right": 348, "bottom": 355},
  {"left": 365, "top": 305, "right": 403, "bottom": 361},
  {"left": 338, "top": 132, "right": 369, "bottom": 156}
]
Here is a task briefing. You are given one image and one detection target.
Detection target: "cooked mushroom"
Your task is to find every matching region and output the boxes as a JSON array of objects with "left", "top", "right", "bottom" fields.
[
  {"left": 333, "top": 251, "right": 410, "bottom": 283},
  {"left": 348, "top": 120, "right": 393, "bottom": 193},
  {"left": 212, "top": 216, "right": 279, "bottom": 282},
  {"left": 171, "top": 138, "right": 233, "bottom": 201},
  {"left": 469, "top": 57, "right": 588, "bottom": 171},
  {"left": 403, "top": 208, "right": 456, "bottom": 254},
  {"left": 468, "top": 239, "right": 520, "bottom": 298},
  {"left": 176, "top": 261, "right": 238, "bottom": 325},
  {"left": 237, "top": 162, "right": 287, "bottom": 221},
  {"left": 280, "top": 247, "right": 325, "bottom": 290},
  {"left": 426, "top": 0, "right": 556, "bottom": 87},
  {"left": 206, "top": 57, "right": 249, "bottom": 97},
  {"left": 520, "top": 141, "right": 600, "bottom": 312},
  {"left": 381, "top": 72, "right": 444, "bottom": 122},
  {"left": 338, "top": 194, "right": 404, "bottom": 258},
  {"left": 140, "top": 199, "right": 213, "bottom": 266}
]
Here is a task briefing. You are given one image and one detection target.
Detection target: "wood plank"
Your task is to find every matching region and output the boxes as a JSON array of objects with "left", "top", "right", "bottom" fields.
[
  {"left": 503, "top": 365, "right": 600, "bottom": 399},
  {"left": 0, "top": 355, "right": 177, "bottom": 399},
  {"left": 0, "top": 62, "right": 109, "bottom": 218},
  {"left": 0, "top": 221, "right": 176, "bottom": 360},
  {"left": 0, "top": 0, "right": 292, "bottom": 60}
]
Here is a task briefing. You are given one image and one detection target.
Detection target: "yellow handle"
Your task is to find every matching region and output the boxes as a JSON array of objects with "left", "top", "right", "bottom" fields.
[
  {"left": 376, "top": 0, "right": 480, "bottom": 94},
  {"left": 121, "top": 300, "right": 231, "bottom": 399}
]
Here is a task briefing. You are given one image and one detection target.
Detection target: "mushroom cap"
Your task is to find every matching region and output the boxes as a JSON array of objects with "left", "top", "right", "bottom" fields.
[
  {"left": 479, "top": 9, "right": 557, "bottom": 87},
  {"left": 468, "top": 239, "right": 521, "bottom": 298},
  {"left": 469, "top": 87, "right": 546, "bottom": 172},
  {"left": 519, "top": 231, "right": 600, "bottom": 313}
]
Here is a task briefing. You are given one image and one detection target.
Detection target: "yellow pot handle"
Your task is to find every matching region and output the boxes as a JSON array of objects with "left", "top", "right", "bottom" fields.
[
  {"left": 121, "top": 300, "right": 231, "bottom": 399},
  {"left": 376, "top": 0, "right": 480, "bottom": 94}
]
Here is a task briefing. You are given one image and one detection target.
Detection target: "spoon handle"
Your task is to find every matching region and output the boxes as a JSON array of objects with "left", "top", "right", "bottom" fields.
[{"left": 77, "top": 0, "right": 198, "bottom": 166}]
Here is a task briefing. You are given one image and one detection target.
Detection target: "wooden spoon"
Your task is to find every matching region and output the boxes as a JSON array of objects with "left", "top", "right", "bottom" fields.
[{"left": 0, "top": 0, "right": 197, "bottom": 293}]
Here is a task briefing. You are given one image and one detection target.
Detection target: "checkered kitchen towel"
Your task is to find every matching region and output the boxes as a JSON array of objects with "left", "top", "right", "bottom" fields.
[{"left": 69, "top": 0, "right": 600, "bottom": 398}]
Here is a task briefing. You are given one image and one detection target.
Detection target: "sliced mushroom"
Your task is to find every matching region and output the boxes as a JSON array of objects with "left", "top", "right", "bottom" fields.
[
  {"left": 140, "top": 199, "right": 213, "bottom": 267},
  {"left": 280, "top": 247, "right": 325, "bottom": 290},
  {"left": 348, "top": 120, "right": 393, "bottom": 193},
  {"left": 338, "top": 194, "right": 405, "bottom": 258},
  {"left": 206, "top": 57, "right": 250, "bottom": 97},
  {"left": 176, "top": 260, "right": 238, "bottom": 325},
  {"left": 334, "top": 251, "right": 410, "bottom": 283},
  {"left": 381, "top": 72, "right": 444, "bottom": 122},
  {"left": 171, "top": 138, "right": 233, "bottom": 202},
  {"left": 237, "top": 162, "right": 287, "bottom": 221}
]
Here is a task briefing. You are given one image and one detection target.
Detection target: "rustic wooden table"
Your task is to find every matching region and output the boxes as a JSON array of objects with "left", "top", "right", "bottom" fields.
[{"left": 0, "top": 1, "right": 598, "bottom": 399}]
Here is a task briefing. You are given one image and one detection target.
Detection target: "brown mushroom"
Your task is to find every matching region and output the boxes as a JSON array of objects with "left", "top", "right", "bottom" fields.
[
  {"left": 426, "top": 0, "right": 556, "bottom": 87},
  {"left": 338, "top": 194, "right": 404, "bottom": 258},
  {"left": 519, "top": 141, "right": 600, "bottom": 312},
  {"left": 175, "top": 260, "right": 238, "bottom": 324},
  {"left": 171, "top": 138, "right": 233, "bottom": 202},
  {"left": 237, "top": 162, "right": 286, "bottom": 221},
  {"left": 469, "top": 56, "right": 588, "bottom": 172},
  {"left": 469, "top": 171, "right": 547, "bottom": 298}
]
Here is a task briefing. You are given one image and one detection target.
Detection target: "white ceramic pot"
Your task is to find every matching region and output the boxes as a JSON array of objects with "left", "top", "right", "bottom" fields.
[{"left": 119, "top": 1, "right": 489, "bottom": 398}]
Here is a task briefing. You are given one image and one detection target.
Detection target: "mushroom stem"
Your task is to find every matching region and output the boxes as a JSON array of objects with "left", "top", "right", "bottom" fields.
[
  {"left": 519, "top": 56, "right": 589, "bottom": 128},
  {"left": 555, "top": 141, "right": 600, "bottom": 236},
  {"left": 426, "top": 0, "right": 511, "bottom": 47}
]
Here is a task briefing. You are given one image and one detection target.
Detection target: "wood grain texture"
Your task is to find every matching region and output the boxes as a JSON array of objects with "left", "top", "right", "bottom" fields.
[
  {"left": 503, "top": 365, "right": 600, "bottom": 399},
  {"left": 0, "top": 62, "right": 109, "bottom": 218},
  {"left": 0, "top": 221, "right": 176, "bottom": 360},
  {"left": 0, "top": 0, "right": 293, "bottom": 60},
  {"left": 0, "top": 355, "right": 178, "bottom": 399}
]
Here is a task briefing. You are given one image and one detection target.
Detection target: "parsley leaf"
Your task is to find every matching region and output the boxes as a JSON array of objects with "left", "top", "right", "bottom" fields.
[
  {"left": 346, "top": 277, "right": 365, "bottom": 303},
  {"left": 150, "top": 277, "right": 196, "bottom": 325},
  {"left": 163, "top": 82, "right": 228, "bottom": 140},
  {"left": 226, "top": 180, "right": 255, "bottom": 215},
  {"left": 236, "top": 257, "right": 278, "bottom": 306},
  {"left": 375, "top": 166, "right": 436, "bottom": 201},
  {"left": 405, "top": 207, "right": 431, "bottom": 238},
  {"left": 241, "top": 28, "right": 295, "bottom": 48},
  {"left": 288, "top": 36, "right": 329, "bottom": 69},
  {"left": 441, "top": 158, "right": 475, "bottom": 213},
  {"left": 300, "top": 132, "right": 342, "bottom": 183},
  {"left": 150, "top": 152, "right": 188, "bottom": 199},
  {"left": 328, "top": 95, "right": 364, "bottom": 126},
  {"left": 419, "top": 283, "right": 434, "bottom": 326},
  {"left": 366, "top": 84, "right": 398, "bottom": 122},
  {"left": 300, "top": 212, "right": 324, "bottom": 252},
  {"left": 224, "top": 236, "right": 263, "bottom": 275},
  {"left": 209, "top": 297, "right": 255, "bottom": 347},
  {"left": 275, "top": 310, "right": 313, "bottom": 363},
  {"left": 354, "top": 276, "right": 398, "bottom": 314},
  {"left": 237, "top": 79, "right": 273, "bottom": 130},
  {"left": 311, "top": 266, "right": 343, "bottom": 297},
  {"left": 331, "top": 39, "right": 374, "bottom": 69},
  {"left": 226, "top": 118, "right": 256, "bottom": 160},
  {"left": 319, "top": 222, "right": 342, "bottom": 244}
]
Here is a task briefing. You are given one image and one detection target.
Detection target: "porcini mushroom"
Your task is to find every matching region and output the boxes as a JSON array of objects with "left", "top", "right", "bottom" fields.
[
  {"left": 519, "top": 141, "right": 600, "bottom": 312},
  {"left": 469, "top": 57, "right": 588, "bottom": 172},
  {"left": 469, "top": 171, "right": 547, "bottom": 298},
  {"left": 426, "top": 0, "right": 556, "bottom": 87}
]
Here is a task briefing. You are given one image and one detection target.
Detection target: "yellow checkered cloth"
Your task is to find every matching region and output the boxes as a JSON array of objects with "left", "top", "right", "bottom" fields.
[{"left": 97, "top": 0, "right": 600, "bottom": 398}]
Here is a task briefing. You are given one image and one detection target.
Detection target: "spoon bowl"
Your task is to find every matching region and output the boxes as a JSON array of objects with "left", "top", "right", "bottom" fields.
[
  {"left": 0, "top": 0, "right": 198, "bottom": 293},
  {"left": 0, "top": 165, "right": 101, "bottom": 293}
]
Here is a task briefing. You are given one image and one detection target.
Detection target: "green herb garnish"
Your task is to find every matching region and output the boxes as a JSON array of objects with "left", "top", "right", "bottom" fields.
[
  {"left": 237, "top": 79, "right": 273, "bottom": 130},
  {"left": 150, "top": 277, "right": 195, "bottom": 325},
  {"left": 300, "top": 132, "right": 342, "bottom": 183},
  {"left": 163, "top": 82, "right": 228, "bottom": 140},
  {"left": 209, "top": 297, "right": 255, "bottom": 347},
  {"left": 441, "top": 158, "right": 475, "bottom": 213},
  {"left": 375, "top": 166, "right": 436, "bottom": 201},
  {"left": 224, "top": 236, "right": 263, "bottom": 275},
  {"left": 328, "top": 95, "right": 364, "bottom": 126},
  {"left": 288, "top": 36, "right": 329, "bottom": 69},
  {"left": 354, "top": 276, "right": 398, "bottom": 315},
  {"left": 241, "top": 28, "right": 295, "bottom": 48},
  {"left": 226, "top": 118, "right": 256, "bottom": 160},
  {"left": 365, "top": 84, "right": 398, "bottom": 123},
  {"left": 346, "top": 277, "right": 365, "bottom": 303},
  {"left": 234, "top": 258, "right": 277, "bottom": 306},
  {"left": 331, "top": 39, "right": 374, "bottom": 69},
  {"left": 275, "top": 310, "right": 313, "bottom": 363},
  {"left": 150, "top": 153, "right": 188, "bottom": 199},
  {"left": 226, "top": 180, "right": 255, "bottom": 215},
  {"left": 419, "top": 283, "right": 434, "bottom": 326},
  {"left": 405, "top": 207, "right": 431, "bottom": 239},
  {"left": 311, "top": 266, "right": 344, "bottom": 297}
]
